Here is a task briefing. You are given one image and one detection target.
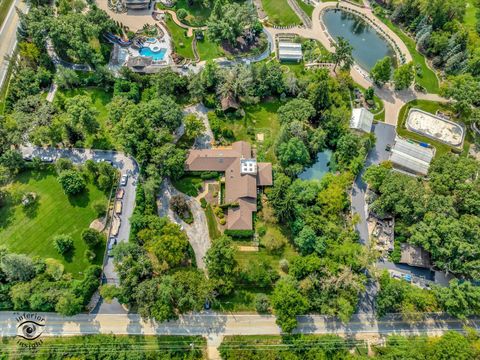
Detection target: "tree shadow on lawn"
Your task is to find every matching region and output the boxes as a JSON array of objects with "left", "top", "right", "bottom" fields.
[
  {"left": 62, "top": 246, "right": 76, "bottom": 263},
  {"left": 68, "top": 188, "right": 90, "bottom": 208},
  {"left": 22, "top": 196, "right": 40, "bottom": 219}
]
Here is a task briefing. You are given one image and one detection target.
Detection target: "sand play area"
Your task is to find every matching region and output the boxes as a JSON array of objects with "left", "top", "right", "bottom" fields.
[{"left": 406, "top": 108, "right": 465, "bottom": 147}]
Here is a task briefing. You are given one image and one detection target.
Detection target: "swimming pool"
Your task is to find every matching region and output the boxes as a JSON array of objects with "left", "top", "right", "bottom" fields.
[{"left": 139, "top": 47, "right": 167, "bottom": 61}]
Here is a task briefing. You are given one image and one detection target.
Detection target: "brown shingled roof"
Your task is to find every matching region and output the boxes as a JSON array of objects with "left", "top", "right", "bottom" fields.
[
  {"left": 257, "top": 162, "right": 273, "bottom": 186},
  {"left": 185, "top": 141, "right": 272, "bottom": 230}
]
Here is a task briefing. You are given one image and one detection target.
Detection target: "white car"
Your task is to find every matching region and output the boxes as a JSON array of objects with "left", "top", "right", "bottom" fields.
[
  {"left": 120, "top": 174, "right": 128, "bottom": 186},
  {"left": 41, "top": 155, "right": 54, "bottom": 163}
]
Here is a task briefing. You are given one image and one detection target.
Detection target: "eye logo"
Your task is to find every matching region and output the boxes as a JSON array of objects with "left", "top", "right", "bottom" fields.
[
  {"left": 15, "top": 313, "right": 45, "bottom": 348},
  {"left": 17, "top": 320, "right": 45, "bottom": 340}
]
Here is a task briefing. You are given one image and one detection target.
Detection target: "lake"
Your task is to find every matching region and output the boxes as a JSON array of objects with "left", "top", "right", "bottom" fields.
[
  {"left": 322, "top": 9, "right": 395, "bottom": 71},
  {"left": 299, "top": 150, "right": 332, "bottom": 181}
]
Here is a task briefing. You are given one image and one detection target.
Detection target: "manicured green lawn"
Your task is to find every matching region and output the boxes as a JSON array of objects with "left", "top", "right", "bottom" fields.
[
  {"left": 0, "top": 335, "right": 206, "bottom": 358},
  {"left": 0, "top": 0, "right": 14, "bottom": 29},
  {"left": 172, "top": 175, "right": 203, "bottom": 196},
  {"left": 56, "top": 87, "right": 116, "bottom": 150},
  {"left": 397, "top": 100, "right": 470, "bottom": 158},
  {"left": 165, "top": 14, "right": 194, "bottom": 59},
  {"left": 295, "top": 0, "right": 314, "bottom": 18},
  {"left": 196, "top": 35, "right": 225, "bottom": 61},
  {"left": 0, "top": 168, "right": 107, "bottom": 276},
  {"left": 215, "top": 100, "right": 283, "bottom": 163},
  {"left": 205, "top": 204, "right": 221, "bottom": 240},
  {"left": 377, "top": 16, "right": 439, "bottom": 94},
  {"left": 157, "top": 0, "right": 211, "bottom": 26},
  {"left": 464, "top": 0, "right": 480, "bottom": 48},
  {"left": 262, "top": 0, "right": 302, "bottom": 26}
]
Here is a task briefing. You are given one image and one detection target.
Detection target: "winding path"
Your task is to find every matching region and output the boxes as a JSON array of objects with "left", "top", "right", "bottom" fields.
[
  {"left": 157, "top": 9, "right": 207, "bottom": 37},
  {"left": 264, "top": 1, "right": 446, "bottom": 126}
]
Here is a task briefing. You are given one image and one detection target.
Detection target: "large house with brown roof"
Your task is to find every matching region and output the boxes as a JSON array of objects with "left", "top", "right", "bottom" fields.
[{"left": 185, "top": 141, "right": 273, "bottom": 230}]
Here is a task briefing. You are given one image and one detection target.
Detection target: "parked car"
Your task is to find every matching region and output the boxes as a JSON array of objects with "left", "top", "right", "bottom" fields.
[
  {"left": 41, "top": 155, "right": 54, "bottom": 163},
  {"left": 96, "top": 158, "right": 113, "bottom": 165},
  {"left": 120, "top": 174, "right": 128, "bottom": 186},
  {"left": 385, "top": 144, "right": 392, "bottom": 151}
]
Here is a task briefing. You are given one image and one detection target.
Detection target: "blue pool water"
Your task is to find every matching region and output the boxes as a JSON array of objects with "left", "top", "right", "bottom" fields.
[{"left": 139, "top": 47, "right": 167, "bottom": 60}]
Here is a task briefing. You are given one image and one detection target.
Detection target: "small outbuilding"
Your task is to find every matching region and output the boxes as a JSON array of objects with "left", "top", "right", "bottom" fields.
[
  {"left": 350, "top": 108, "right": 373, "bottom": 134},
  {"left": 389, "top": 137, "right": 434, "bottom": 176},
  {"left": 278, "top": 42, "right": 303, "bottom": 62},
  {"left": 400, "top": 243, "right": 431, "bottom": 269}
]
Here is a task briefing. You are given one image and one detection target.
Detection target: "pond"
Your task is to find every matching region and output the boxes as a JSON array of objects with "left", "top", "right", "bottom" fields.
[
  {"left": 299, "top": 150, "right": 332, "bottom": 181},
  {"left": 322, "top": 9, "right": 395, "bottom": 71}
]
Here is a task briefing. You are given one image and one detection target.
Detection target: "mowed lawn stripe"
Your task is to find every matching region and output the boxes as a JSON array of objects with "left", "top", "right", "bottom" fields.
[{"left": 0, "top": 169, "right": 107, "bottom": 276}]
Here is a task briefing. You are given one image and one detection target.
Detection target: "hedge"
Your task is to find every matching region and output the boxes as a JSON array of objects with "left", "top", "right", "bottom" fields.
[{"left": 224, "top": 229, "right": 255, "bottom": 238}]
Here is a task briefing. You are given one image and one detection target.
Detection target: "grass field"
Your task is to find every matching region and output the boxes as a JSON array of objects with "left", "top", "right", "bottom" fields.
[
  {"left": 56, "top": 88, "right": 116, "bottom": 150},
  {"left": 397, "top": 100, "right": 470, "bottom": 158},
  {"left": 295, "top": 0, "right": 314, "bottom": 18},
  {"left": 377, "top": 16, "right": 439, "bottom": 94},
  {"left": 262, "top": 0, "right": 302, "bottom": 26},
  {"left": 165, "top": 14, "right": 195, "bottom": 59},
  {"left": 215, "top": 100, "right": 282, "bottom": 163},
  {"left": 0, "top": 168, "right": 108, "bottom": 276},
  {"left": 157, "top": 0, "right": 211, "bottom": 26},
  {"left": 464, "top": 0, "right": 480, "bottom": 48},
  {"left": 0, "top": 0, "right": 13, "bottom": 29},
  {"left": 205, "top": 204, "right": 221, "bottom": 240},
  {"left": 196, "top": 34, "right": 225, "bottom": 61},
  {"left": 172, "top": 175, "right": 203, "bottom": 197},
  {"left": 0, "top": 335, "right": 206, "bottom": 359}
]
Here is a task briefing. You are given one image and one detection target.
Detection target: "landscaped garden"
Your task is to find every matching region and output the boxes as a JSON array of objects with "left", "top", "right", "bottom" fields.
[
  {"left": 261, "top": 0, "right": 302, "bottom": 26},
  {"left": 157, "top": 0, "right": 211, "bottom": 26},
  {"left": 0, "top": 168, "right": 108, "bottom": 276},
  {"left": 164, "top": 13, "right": 195, "bottom": 59},
  {"left": 209, "top": 100, "right": 282, "bottom": 163},
  {"left": 374, "top": 13, "right": 440, "bottom": 93}
]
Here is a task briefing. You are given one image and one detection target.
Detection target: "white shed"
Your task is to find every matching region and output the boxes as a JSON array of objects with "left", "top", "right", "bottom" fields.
[
  {"left": 278, "top": 42, "right": 303, "bottom": 62},
  {"left": 350, "top": 108, "right": 374, "bottom": 133}
]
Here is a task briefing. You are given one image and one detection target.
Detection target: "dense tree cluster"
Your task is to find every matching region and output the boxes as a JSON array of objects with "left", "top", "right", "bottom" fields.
[
  {"left": 365, "top": 155, "right": 480, "bottom": 279},
  {"left": 0, "top": 247, "right": 101, "bottom": 315},
  {"left": 365, "top": 155, "right": 480, "bottom": 318},
  {"left": 378, "top": 0, "right": 480, "bottom": 123}
]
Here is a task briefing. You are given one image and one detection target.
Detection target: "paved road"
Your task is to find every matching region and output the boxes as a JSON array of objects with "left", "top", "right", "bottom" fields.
[
  {"left": 19, "top": 146, "right": 139, "bottom": 314},
  {"left": 0, "top": 0, "right": 27, "bottom": 89},
  {"left": 0, "top": 311, "right": 477, "bottom": 338},
  {"left": 352, "top": 123, "right": 396, "bottom": 245}
]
